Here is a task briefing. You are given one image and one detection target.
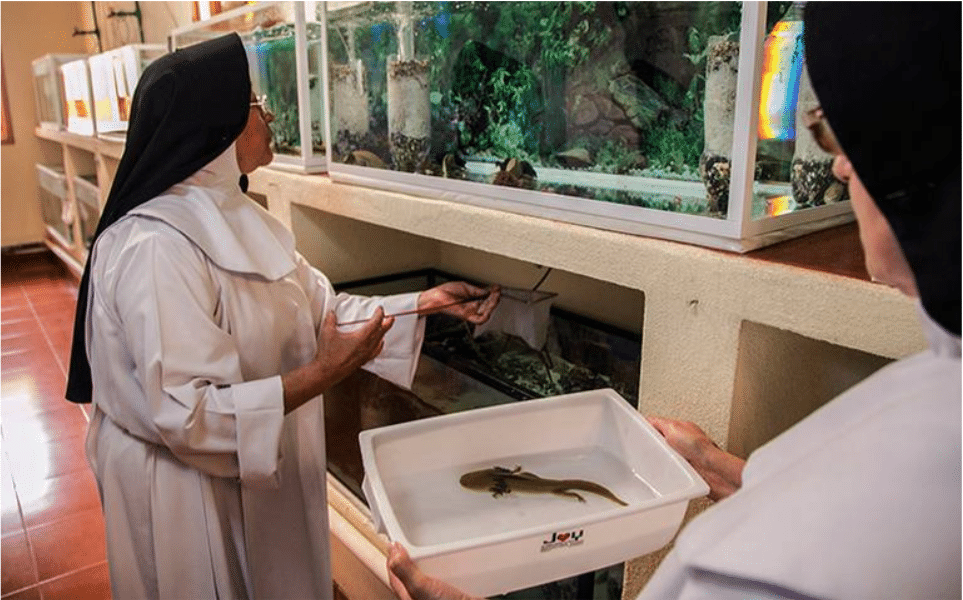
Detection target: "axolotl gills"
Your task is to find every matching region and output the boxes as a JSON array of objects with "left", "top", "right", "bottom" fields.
[{"left": 460, "top": 466, "right": 628, "bottom": 506}]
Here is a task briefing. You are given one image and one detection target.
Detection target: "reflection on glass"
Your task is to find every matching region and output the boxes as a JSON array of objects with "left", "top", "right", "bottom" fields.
[
  {"left": 32, "top": 54, "right": 83, "bottom": 130},
  {"left": 753, "top": 1, "right": 847, "bottom": 218},
  {"left": 172, "top": 3, "right": 326, "bottom": 168},
  {"left": 758, "top": 18, "right": 803, "bottom": 141},
  {"left": 36, "top": 165, "right": 72, "bottom": 246},
  {"left": 248, "top": 21, "right": 326, "bottom": 156},
  {"left": 326, "top": 1, "right": 743, "bottom": 218},
  {"left": 75, "top": 175, "right": 100, "bottom": 249}
]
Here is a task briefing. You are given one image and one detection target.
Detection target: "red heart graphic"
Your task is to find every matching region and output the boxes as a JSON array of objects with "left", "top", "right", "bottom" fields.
[{"left": 557, "top": 533, "right": 570, "bottom": 542}]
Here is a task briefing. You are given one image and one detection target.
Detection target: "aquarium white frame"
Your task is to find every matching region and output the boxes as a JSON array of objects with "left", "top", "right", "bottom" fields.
[
  {"left": 325, "top": 1, "right": 853, "bottom": 252},
  {"left": 729, "top": 3, "right": 854, "bottom": 243},
  {"left": 32, "top": 54, "right": 87, "bottom": 131},
  {"left": 169, "top": 1, "right": 328, "bottom": 174}
]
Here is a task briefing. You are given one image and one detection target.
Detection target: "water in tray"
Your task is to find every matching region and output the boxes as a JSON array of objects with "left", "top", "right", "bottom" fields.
[{"left": 382, "top": 446, "right": 658, "bottom": 547}]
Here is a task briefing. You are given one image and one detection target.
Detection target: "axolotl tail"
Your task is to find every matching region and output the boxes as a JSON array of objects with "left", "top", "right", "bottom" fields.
[{"left": 562, "top": 480, "right": 628, "bottom": 506}]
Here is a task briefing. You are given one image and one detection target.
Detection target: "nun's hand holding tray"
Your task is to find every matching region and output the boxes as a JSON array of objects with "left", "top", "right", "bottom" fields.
[{"left": 359, "top": 389, "right": 709, "bottom": 598}]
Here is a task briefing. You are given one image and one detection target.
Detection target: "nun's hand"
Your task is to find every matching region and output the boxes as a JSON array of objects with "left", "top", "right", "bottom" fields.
[
  {"left": 647, "top": 416, "right": 745, "bottom": 502},
  {"left": 317, "top": 308, "right": 394, "bottom": 375},
  {"left": 281, "top": 309, "right": 393, "bottom": 414},
  {"left": 418, "top": 282, "right": 500, "bottom": 325},
  {"left": 387, "top": 543, "right": 481, "bottom": 600}
]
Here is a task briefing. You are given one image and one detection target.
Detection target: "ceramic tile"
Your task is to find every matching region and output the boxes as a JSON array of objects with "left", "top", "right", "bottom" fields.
[
  {"left": 27, "top": 509, "right": 106, "bottom": 583},
  {"left": 34, "top": 311, "right": 76, "bottom": 333},
  {"left": 1, "top": 529, "right": 38, "bottom": 594},
  {"left": 2, "top": 251, "right": 100, "bottom": 597},
  {"left": 3, "top": 406, "right": 88, "bottom": 446},
  {"left": 7, "top": 434, "right": 88, "bottom": 487},
  {"left": 0, "top": 391, "right": 49, "bottom": 421},
  {"left": 0, "top": 379, "right": 65, "bottom": 420},
  {"left": 1, "top": 345, "right": 58, "bottom": 369},
  {"left": 39, "top": 562, "right": 110, "bottom": 600},
  {"left": 0, "top": 584, "right": 43, "bottom": 600},
  {"left": 1, "top": 455, "right": 24, "bottom": 536},
  {"left": 21, "top": 469, "right": 100, "bottom": 529},
  {"left": 0, "top": 306, "right": 32, "bottom": 323},
  {"left": 55, "top": 350, "right": 72, "bottom": 374},
  {"left": 1, "top": 284, "right": 26, "bottom": 299},
  {"left": 0, "top": 354, "right": 48, "bottom": 374},
  {"left": 0, "top": 329, "right": 42, "bottom": 347}
]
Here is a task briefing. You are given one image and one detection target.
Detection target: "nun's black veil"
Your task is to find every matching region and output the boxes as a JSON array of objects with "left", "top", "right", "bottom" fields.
[
  {"left": 804, "top": 2, "right": 961, "bottom": 336},
  {"left": 66, "top": 33, "right": 252, "bottom": 403}
]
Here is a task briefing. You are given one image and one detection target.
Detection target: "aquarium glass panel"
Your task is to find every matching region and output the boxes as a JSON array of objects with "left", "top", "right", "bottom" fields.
[
  {"left": 172, "top": 2, "right": 326, "bottom": 166},
  {"left": 325, "top": 269, "right": 640, "bottom": 600},
  {"left": 326, "top": 1, "right": 743, "bottom": 218},
  {"left": 75, "top": 175, "right": 100, "bottom": 248},
  {"left": 39, "top": 187, "right": 68, "bottom": 241},
  {"left": 33, "top": 55, "right": 84, "bottom": 130},
  {"left": 36, "top": 165, "right": 71, "bottom": 243},
  {"left": 33, "top": 58, "right": 61, "bottom": 128},
  {"left": 751, "top": 1, "right": 847, "bottom": 219}
]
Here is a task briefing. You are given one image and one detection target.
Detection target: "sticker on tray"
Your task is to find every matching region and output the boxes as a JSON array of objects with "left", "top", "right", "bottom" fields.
[{"left": 541, "top": 530, "right": 584, "bottom": 553}]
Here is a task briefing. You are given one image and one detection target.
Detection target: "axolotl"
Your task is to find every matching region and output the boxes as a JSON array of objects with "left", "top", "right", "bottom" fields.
[{"left": 459, "top": 466, "right": 628, "bottom": 506}]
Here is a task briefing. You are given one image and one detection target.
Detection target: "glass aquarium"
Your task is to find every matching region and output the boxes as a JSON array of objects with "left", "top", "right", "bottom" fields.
[
  {"left": 35, "top": 164, "right": 73, "bottom": 247},
  {"left": 324, "top": 1, "right": 852, "bottom": 252},
  {"left": 60, "top": 58, "right": 96, "bottom": 136},
  {"left": 88, "top": 44, "right": 166, "bottom": 139},
  {"left": 32, "top": 54, "right": 86, "bottom": 131},
  {"left": 170, "top": 1, "right": 328, "bottom": 173},
  {"left": 326, "top": 269, "right": 640, "bottom": 600}
]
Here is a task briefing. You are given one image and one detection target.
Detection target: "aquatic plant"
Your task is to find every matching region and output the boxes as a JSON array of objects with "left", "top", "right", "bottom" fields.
[{"left": 639, "top": 4, "right": 741, "bottom": 177}]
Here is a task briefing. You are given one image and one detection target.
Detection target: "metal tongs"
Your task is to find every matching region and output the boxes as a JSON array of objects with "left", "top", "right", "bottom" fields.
[{"left": 335, "top": 290, "right": 494, "bottom": 327}]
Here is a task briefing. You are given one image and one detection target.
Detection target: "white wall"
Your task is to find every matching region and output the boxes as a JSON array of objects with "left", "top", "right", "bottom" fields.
[{"left": 1, "top": 2, "right": 87, "bottom": 248}]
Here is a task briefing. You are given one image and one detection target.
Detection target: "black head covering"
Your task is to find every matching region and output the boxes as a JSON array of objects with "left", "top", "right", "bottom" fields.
[
  {"left": 66, "top": 33, "right": 252, "bottom": 403},
  {"left": 804, "top": 2, "right": 961, "bottom": 335}
]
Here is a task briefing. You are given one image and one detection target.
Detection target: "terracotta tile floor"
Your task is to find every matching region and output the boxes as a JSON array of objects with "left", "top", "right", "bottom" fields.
[{"left": 1, "top": 250, "right": 110, "bottom": 600}]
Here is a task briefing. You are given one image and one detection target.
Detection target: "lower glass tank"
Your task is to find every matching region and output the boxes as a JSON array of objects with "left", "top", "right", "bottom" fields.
[{"left": 326, "top": 269, "right": 641, "bottom": 600}]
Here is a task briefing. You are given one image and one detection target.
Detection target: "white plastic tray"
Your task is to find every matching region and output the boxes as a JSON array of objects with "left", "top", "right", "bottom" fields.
[{"left": 360, "top": 389, "right": 708, "bottom": 597}]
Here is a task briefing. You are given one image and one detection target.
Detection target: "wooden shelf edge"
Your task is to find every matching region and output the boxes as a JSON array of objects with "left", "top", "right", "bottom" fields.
[
  {"left": 35, "top": 126, "right": 125, "bottom": 159},
  {"left": 44, "top": 236, "right": 84, "bottom": 280}
]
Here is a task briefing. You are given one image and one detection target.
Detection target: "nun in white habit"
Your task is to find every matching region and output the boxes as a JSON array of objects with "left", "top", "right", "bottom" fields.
[
  {"left": 385, "top": 4, "right": 961, "bottom": 600},
  {"left": 65, "top": 33, "right": 499, "bottom": 600}
]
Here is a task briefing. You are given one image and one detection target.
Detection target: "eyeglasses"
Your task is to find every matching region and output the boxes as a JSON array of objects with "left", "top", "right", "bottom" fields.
[
  {"left": 801, "top": 107, "right": 843, "bottom": 156},
  {"left": 250, "top": 95, "right": 272, "bottom": 118}
]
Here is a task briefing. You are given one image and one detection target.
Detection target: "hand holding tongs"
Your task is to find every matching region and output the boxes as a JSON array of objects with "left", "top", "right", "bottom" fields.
[{"left": 336, "top": 290, "right": 494, "bottom": 327}]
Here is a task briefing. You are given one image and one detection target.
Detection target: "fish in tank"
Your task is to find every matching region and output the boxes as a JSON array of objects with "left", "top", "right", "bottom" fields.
[{"left": 324, "top": 1, "right": 846, "bottom": 223}]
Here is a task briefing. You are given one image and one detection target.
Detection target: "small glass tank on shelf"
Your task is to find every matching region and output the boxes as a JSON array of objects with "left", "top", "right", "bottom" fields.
[
  {"left": 32, "top": 54, "right": 86, "bottom": 131},
  {"left": 35, "top": 164, "right": 73, "bottom": 247},
  {"left": 325, "top": 1, "right": 852, "bottom": 252},
  {"left": 170, "top": 1, "right": 328, "bottom": 173},
  {"left": 73, "top": 174, "right": 100, "bottom": 249}
]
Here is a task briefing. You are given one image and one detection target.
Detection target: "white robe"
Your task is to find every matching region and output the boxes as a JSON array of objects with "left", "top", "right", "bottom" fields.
[
  {"left": 638, "top": 307, "right": 962, "bottom": 600},
  {"left": 84, "top": 146, "right": 426, "bottom": 600}
]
